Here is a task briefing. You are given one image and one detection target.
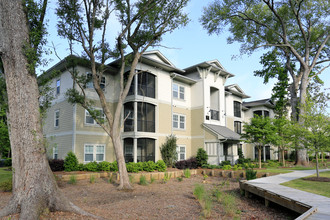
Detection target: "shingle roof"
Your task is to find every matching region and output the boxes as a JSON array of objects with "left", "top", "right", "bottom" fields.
[
  {"left": 203, "top": 123, "right": 241, "bottom": 141},
  {"left": 243, "top": 98, "right": 275, "bottom": 108}
]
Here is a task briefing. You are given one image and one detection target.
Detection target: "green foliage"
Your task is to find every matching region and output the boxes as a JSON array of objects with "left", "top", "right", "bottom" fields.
[
  {"left": 150, "top": 176, "right": 155, "bottom": 184},
  {"left": 129, "top": 175, "right": 135, "bottom": 184},
  {"left": 245, "top": 168, "right": 257, "bottom": 180},
  {"left": 193, "top": 184, "right": 206, "bottom": 201},
  {"left": 177, "top": 176, "right": 183, "bottom": 182},
  {"left": 160, "top": 135, "right": 178, "bottom": 167},
  {"left": 110, "top": 161, "right": 118, "bottom": 172},
  {"left": 222, "top": 165, "right": 232, "bottom": 170},
  {"left": 89, "top": 174, "right": 96, "bottom": 184},
  {"left": 77, "top": 163, "right": 85, "bottom": 171},
  {"left": 139, "top": 175, "right": 148, "bottom": 186},
  {"left": 84, "top": 161, "right": 98, "bottom": 172},
  {"left": 97, "top": 161, "right": 111, "bottom": 171},
  {"left": 196, "top": 148, "right": 208, "bottom": 167},
  {"left": 183, "top": 169, "right": 191, "bottom": 178},
  {"left": 0, "top": 178, "right": 12, "bottom": 192},
  {"left": 68, "top": 174, "right": 77, "bottom": 184},
  {"left": 64, "top": 151, "right": 79, "bottom": 171},
  {"left": 155, "top": 160, "right": 167, "bottom": 172},
  {"left": 142, "top": 161, "right": 156, "bottom": 172},
  {"left": 162, "top": 172, "right": 171, "bottom": 183},
  {"left": 220, "top": 160, "right": 231, "bottom": 167}
]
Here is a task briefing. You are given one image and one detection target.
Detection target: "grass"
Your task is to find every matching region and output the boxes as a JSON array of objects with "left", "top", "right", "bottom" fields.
[
  {"left": 0, "top": 167, "right": 12, "bottom": 184},
  {"left": 281, "top": 171, "right": 330, "bottom": 198},
  {"left": 184, "top": 169, "right": 191, "bottom": 178}
]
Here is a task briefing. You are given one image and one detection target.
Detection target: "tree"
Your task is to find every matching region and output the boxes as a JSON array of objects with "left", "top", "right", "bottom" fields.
[
  {"left": 160, "top": 135, "right": 178, "bottom": 167},
  {"left": 0, "top": 1, "right": 97, "bottom": 219},
  {"left": 299, "top": 96, "right": 330, "bottom": 178},
  {"left": 56, "top": 0, "right": 189, "bottom": 190},
  {"left": 241, "top": 115, "right": 277, "bottom": 169},
  {"left": 201, "top": 0, "right": 330, "bottom": 166}
]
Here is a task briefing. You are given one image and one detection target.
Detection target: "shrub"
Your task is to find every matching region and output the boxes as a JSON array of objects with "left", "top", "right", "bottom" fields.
[
  {"left": 184, "top": 169, "right": 191, "bottom": 178},
  {"left": 196, "top": 148, "right": 208, "bottom": 167},
  {"left": 156, "top": 160, "right": 166, "bottom": 172},
  {"left": 90, "top": 174, "right": 96, "bottom": 184},
  {"left": 220, "top": 160, "right": 231, "bottom": 167},
  {"left": 142, "top": 161, "right": 156, "bottom": 172},
  {"left": 150, "top": 176, "right": 156, "bottom": 184},
  {"left": 48, "top": 159, "right": 64, "bottom": 172},
  {"left": 110, "top": 161, "right": 118, "bottom": 172},
  {"left": 0, "top": 178, "right": 12, "bottom": 192},
  {"left": 126, "top": 162, "right": 140, "bottom": 173},
  {"left": 222, "top": 165, "right": 232, "bottom": 170},
  {"left": 175, "top": 157, "right": 198, "bottom": 170},
  {"left": 245, "top": 168, "right": 257, "bottom": 180},
  {"left": 162, "top": 172, "right": 171, "bottom": 183},
  {"left": 193, "top": 184, "right": 205, "bottom": 201},
  {"left": 98, "top": 161, "right": 111, "bottom": 171},
  {"left": 64, "top": 151, "right": 79, "bottom": 171},
  {"left": 160, "top": 135, "right": 178, "bottom": 167},
  {"left": 77, "top": 163, "right": 85, "bottom": 171},
  {"left": 84, "top": 161, "right": 98, "bottom": 172}
]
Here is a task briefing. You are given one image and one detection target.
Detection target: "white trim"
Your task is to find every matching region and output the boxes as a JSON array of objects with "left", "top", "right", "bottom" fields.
[
  {"left": 53, "top": 145, "right": 58, "bottom": 159},
  {"left": 54, "top": 109, "right": 60, "bottom": 128},
  {"left": 84, "top": 143, "right": 106, "bottom": 163},
  {"left": 177, "top": 145, "right": 186, "bottom": 161},
  {"left": 172, "top": 113, "right": 186, "bottom": 130},
  {"left": 84, "top": 108, "right": 105, "bottom": 126},
  {"left": 56, "top": 78, "right": 61, "bottom": 95},
  {"left": 172, "top": 83, "right": 185, "bottom": 101}
]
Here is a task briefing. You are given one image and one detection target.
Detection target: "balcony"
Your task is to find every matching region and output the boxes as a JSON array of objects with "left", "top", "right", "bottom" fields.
[{"left": 210, "top": 109, "right": 219, "bottom": 120}]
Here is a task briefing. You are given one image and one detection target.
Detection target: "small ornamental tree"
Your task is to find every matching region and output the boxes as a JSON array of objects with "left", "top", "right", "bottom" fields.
[
  {"left": 160, "top": 135, "right": 178, "bottom": 167},
  {"left": 64, "top": 151, "right": 79, "bottom": 171},
  {"left": 241, "top": 115, "right": 277, "bottom": 169},
  {"left": 196, "top": 148, "right": 208, "bottom": 167}
]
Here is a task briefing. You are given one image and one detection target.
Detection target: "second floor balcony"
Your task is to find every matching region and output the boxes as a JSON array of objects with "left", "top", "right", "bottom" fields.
[{"left": 210, "top": 109, "right": 219, "bottom": 121}]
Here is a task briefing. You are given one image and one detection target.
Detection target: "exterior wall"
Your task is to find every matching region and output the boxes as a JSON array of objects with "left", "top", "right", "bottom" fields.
[
  {"left": 46, "top": 134, "right": 73, "bottom": 160},
  {"left": 225, "top": 93, "right": 244, "bottom": 131}
]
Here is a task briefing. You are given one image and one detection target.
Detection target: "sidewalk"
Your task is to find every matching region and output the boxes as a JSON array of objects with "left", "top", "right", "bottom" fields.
[{"left": 244, "top": 169, "right": 330, "bottom": 220}]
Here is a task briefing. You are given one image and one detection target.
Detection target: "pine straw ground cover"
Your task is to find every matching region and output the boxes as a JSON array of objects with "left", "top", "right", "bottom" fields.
[{"left": 0, "top": 174, "right": 299, "bottom": 220}]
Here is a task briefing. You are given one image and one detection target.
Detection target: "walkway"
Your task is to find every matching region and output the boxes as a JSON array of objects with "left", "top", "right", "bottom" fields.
[{"left": 240, "top": 169, "right": 330, "bottom": 220}]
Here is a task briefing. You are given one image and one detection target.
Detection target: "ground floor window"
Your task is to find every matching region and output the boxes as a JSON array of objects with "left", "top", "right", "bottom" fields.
[
  {"left": 53, "top": 145, "right": 58, "bottom": 159},
  {"left": 254, "top": 146, "right": 270, "bottom": 161},
  {"left": 84, "top": 144, "right": 105, "bottom": 162},
  {"left": 177, "top": 145, "right": 186, "bottom": 161},
  {"left": 205, "top": 142, "right": 218, "bottom": 156},
  {"left": 124, "top": 138, "right": 134, "bottom": 163}
]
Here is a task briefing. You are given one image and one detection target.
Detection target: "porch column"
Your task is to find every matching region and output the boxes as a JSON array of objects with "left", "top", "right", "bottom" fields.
[{"left": 133, "top": 138, "right": 137, "bottom": 163}]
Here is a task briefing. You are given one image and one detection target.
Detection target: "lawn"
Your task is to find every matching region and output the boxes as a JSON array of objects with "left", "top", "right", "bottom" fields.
[
  {"left": 281, "top": 171, "right": 330, "bottom": 198},
  {"left": 0, "top": 167, "right": 12, "bottom": 183}
]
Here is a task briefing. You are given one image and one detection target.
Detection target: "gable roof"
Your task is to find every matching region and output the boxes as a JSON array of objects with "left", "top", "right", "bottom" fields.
[
  {"left": 243, "top": 98, "right": 275, "bottom": 108},
  {"left": 203, "top": 123, "right": 242, "bottom": 142},
  {"left": 183, "top": 60, "right": 235, "bottom": 78},
  {"left": 225, "top": 84, "right": 250, "bottom": 99}
]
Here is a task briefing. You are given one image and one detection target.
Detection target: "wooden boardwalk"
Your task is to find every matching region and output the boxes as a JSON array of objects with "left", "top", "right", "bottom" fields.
[{"left": 239, "top": 169, "right": 330, "bottom": 220}]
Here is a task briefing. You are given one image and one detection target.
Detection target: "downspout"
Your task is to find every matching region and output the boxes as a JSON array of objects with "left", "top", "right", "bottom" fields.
[{"left": 170, "top": 73, "right": 177, "bottom": 135}]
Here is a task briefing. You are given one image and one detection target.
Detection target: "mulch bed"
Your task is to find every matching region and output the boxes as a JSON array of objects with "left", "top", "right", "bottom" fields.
[{"left": 303, "top": 177, "right": 330, "bottom": 182}]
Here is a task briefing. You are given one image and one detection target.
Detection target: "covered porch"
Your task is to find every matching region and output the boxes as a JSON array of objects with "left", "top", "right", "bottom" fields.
[{"left": 203, "top": 123, "right": 242, "bottom": 165}]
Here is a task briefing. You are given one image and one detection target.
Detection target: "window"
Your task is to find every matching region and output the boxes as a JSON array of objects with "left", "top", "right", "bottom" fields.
[
  {"left": 137, "top": 72, "right": 155, "bottom": 98},
  {"left": 56, "top": 79, "right": 60, "bottom": 95},
  {"left": 205, "top": 143, "right": 218, "bottom": 156},
  {"left": 53, "top": 145, "right": 58, "bottom": 159},
  {"left": 234, "top": 101, "right": 241, "bottom": 118},
  {"left": 177, "top": 146, "right": 186, "bottom": 161},
  {"left": 173, "top": 83, "right": 185, "bottom": 100},
  {"left": 124, "top": 138, "right": 134, "bottom": 163},
  {"left": 137, "top": 138, "right": 155, "bottom": 162},
  {"left": 54, "top": 110, "right": 60, "bottom": 128},
  {"left": 234, "top": 121, "right": 242, "bottom": 134},
  {"left": 172, "top": 113, "right": 185, "bottom": 130},
  {"left": 253, "top": 110, "right": 270, "bottom": 118},
  {"left": 84, "top": 144, "right": 105, "bottom": 162},
  {"left": 137, "top": 102, "right": 155, "bottom": 132},
  {"left": 85, "top": 109, "right": 105, "bottom": 125},
  {"left": 86, "top": 72, "right": 106, "bottom": 90},
  {"left": 124, "top": 102, "right": 134, "bottom": 132}
]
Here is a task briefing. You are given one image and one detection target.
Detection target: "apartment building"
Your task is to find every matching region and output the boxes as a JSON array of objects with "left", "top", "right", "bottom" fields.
[{"left": 42, "top": 51, "right": 277, "bottom": 165}]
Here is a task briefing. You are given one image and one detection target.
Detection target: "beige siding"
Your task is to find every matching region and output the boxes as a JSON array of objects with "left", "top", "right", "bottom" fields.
[
  {"left": 43, "top": 100, "right": 73, "bottom": 134},
  {"left": 158, "top": 103, "right": 172, "bottom": 134},
  {"left": 75, "top": 134, "right": 114, "bottom": 163},
  {"left": 191, "top": 108, "right": 203, "bottom": 136},
  {"left": 46, "top": 134, "right": 73, "bottom": 160},
  {"left": 191, "top": 138, "right": 205, "bottom": 157}
]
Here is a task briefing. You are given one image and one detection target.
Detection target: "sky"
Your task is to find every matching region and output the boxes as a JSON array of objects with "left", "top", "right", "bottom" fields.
[{"left": 41, "top": 0, "right": 330, "bottom": 103}]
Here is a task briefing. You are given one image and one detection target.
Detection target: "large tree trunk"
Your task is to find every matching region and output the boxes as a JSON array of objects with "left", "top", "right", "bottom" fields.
[
  {"left": 111, "top": 133, "right": 133, "bottom": 190},
  {"left": 0, "top": 1, "right": 99, "bottom": 219}
]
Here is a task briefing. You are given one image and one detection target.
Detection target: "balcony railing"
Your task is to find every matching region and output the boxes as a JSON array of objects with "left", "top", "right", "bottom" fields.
[{"left": 210, "top": 109, "right": 219, "bottom": 120}]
